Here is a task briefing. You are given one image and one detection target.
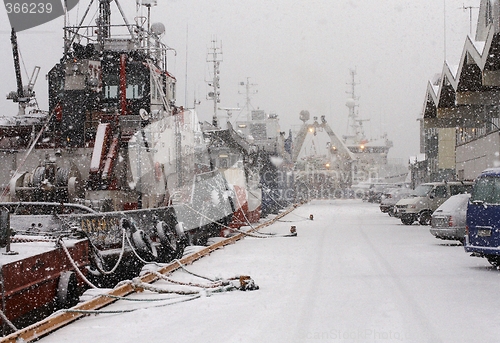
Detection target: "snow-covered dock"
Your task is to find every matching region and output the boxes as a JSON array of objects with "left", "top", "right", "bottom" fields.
[{"left": 16, "top": 200, "right": 500, "bottom": 342}]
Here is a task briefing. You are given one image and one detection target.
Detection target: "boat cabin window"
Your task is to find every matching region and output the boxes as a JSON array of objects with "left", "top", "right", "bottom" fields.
[
  {"left": 126, "top": 83, "right": 145, "bottom": 99},
  {"left": 103, "top": 69, "right": 147, "bottom": 100},
  {"left": 104, "top": 74, "right": 119, "bottom": 99},
  {"left": 126, "top": 72, "right": 146, "bottom": 99}
]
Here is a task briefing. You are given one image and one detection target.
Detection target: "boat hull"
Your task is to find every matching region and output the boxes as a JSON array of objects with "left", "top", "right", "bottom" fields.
[{"left": 0, "top": 238, "right": 89, "bottom": 332}]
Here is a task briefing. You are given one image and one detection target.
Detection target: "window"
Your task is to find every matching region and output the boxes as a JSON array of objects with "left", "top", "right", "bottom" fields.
[
  {"left": 104, "top": 86, "right": 118, "bottom": 99},
  {"left": 126, "top": 72, "right": 146, "bottom": 99},
  {"left": 432, "top": 186, "right": 447, "bottom": 198},
  {"left": 471, "top": 176, "right": 500, "bottom": 204},
  {"left": 103, "top": 70, "right": 146, "bottom": 100},
  {"left": 413, "top": 184, "right": 434, "bottom": 197},
  {"left": 450, "top": 184, "right": 473, "bottom": 195},
  {"left": 126, "top": 84, "right": 145, "bottom": 99},
  {"left": 486, "top": 0, "right": 493, "bottom": 25},
  {"left": 104, "top": 74, "right": 119, "bottom": 99}
]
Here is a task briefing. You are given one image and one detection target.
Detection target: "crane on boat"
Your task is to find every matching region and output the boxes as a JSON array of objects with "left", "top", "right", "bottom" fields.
[{"left": 292, "top": 112, "right": 355, "bottom": 200}]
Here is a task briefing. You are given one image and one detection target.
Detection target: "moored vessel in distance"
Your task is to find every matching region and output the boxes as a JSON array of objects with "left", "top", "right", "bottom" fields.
[
  {"left": 203, "top": 121, "right": 261, "bottom": 230},
  {"left": 234, "top": 105, "right": 293, "bottom": 216},
  {"left": 343, "top": 69, "right": 393, "bottom": 185},
  {"left": 291, "top": 70, "right": 399, "bottom": 201},
  {"left": 201, "top": 41, "right": 261, "bottom": 231},
  {"left": 292, "top": 111, "right": 354, "bottom": 200}
]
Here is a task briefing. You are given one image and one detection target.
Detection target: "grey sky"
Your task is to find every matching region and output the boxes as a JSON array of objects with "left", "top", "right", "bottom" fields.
[{"left": 0, "top": 0, "right": 479, "bottom": 160}]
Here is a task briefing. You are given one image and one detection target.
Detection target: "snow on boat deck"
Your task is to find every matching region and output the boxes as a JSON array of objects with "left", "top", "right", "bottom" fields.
[
  {"left": 0, "top": 237, "right": 84, "bottom": 265},
  {"left": 38, "top": 200, "right": 500, "bottom": 343}
]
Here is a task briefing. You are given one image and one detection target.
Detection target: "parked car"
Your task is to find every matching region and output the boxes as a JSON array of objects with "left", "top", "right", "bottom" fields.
[
  {"left": 430, "top": 193, "right": 470, "bottom": 243},
  {"left": 366, "top": 183, "right": 392, "bottom": 203},
  {"left": 395, "top": 181, "right": 473, "bottom": 225},
  {"left": 464, "top": 168, "right": 500, "bottom": 266},
  {"left": 352, "top": 181, "right": 393, "bottom": 201},
  {"left": 379, "top": 187, "right": 412, "bottom": 216}
]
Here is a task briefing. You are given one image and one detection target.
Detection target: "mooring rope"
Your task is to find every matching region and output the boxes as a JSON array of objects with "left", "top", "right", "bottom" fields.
[
  {"left": 57, "top": 237, "right": 98, "bottom": 289},
  {"left": 259, "top": 185, "right": 311, "bottom": 220},
  {"left": 183, "top": 203, "right": 296, "bottom": 239},
  {"left": 151, "top": 271, "right": 224, "bottom": 288},
  {"left": 172, "top": 259, "right": 216, "bottom": 282},
  {"left": 51, "top": 294, "right": 202, "bottom": 316},
  {"left": 0, "top": 309, "right": 17, "bottom": 333},
  {"left": 88, "top": 229, "right": 128, "bottom": 276}
]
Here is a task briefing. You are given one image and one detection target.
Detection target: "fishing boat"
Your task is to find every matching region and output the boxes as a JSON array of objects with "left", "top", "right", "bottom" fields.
[
  {"left": 0, "top": 0, "right": 234, "bottom": 331},
  {"left": 201, "top": 43, "right": 262, "bottom": 230},
  {"left": 292, "top": 111, "right": 354, "bottom": 200},
  {"left": 230, "top": 80, "right": 293, "bottom": 215},
  {"left": 203, "top": 121, "right": 262, "bottom": 230},
  {"left": 235, "top": 106, "right": 293, "bottom": 216}
]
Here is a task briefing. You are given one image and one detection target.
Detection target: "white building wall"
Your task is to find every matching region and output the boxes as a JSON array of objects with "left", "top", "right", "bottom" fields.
[{"left": 456, "top": 132, "right": 500, "bottom": 180}]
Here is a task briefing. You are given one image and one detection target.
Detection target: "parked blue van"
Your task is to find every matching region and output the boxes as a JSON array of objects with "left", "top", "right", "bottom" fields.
[{"left": 465, "top": 168, "right": 500, "bottom": 266}]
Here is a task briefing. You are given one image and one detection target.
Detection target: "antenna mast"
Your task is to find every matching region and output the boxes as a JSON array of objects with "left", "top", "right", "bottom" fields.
[
  {"left": 345, "top": 69, "right": 368, "bottom": 141},
  {"left": 346, "top": 69, "right": 359, "bottom": 136},
  {"left": 460, "top": 3, "right": 479, "bottom": 35},
  {"left": 238, "top": 77, "right": 258, "bottom": 121},
  {"left": 206, "top": 39, "right": 222, "bottom": 127}
]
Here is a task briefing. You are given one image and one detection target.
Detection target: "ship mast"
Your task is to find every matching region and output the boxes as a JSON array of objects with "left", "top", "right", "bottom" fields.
[
  {"left": 63, "top": 0, "right": 137, "bottom": 57},
  {"left": 207, "top": 39, "right": 222, "bottom": 127},
  {"left": 239, "top": 77, "right": 258, "bottom": 121},
  {"left": 345, "top": 69, "right": 368, "bottom": 142},
  {"left": 97, "top": 0, "right": 111, "bottom": 46}
]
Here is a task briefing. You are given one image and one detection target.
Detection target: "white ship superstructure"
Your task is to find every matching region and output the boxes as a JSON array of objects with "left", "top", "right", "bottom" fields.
[{"left": 343, "top": 69, "right": 393, "bottom": 182}]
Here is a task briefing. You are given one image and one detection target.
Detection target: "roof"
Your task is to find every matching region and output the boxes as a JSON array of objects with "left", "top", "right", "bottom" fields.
[
  {"left": 421, "top": 0, "right": 500, "bottom": 129},
  {"left": 478, "top": 167, "right": 500, "bottom": 176}
]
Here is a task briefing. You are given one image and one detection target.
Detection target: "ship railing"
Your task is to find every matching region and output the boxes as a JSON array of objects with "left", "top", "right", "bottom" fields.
[
  {"left": 64, "top": 23, "right": 136, "bottom": 40},
  {"left": 64, "top": 23, "right": 171, "bottom": 62}
]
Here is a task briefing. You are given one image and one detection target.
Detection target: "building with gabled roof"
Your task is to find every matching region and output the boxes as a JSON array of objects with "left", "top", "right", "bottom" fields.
[{"left": 421, "top": 0, "right": 500, "bottom": 181}]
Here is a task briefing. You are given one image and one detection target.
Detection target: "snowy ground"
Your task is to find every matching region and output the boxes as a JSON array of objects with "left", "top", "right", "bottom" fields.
[{"left": 40, "top": 200, "right": 500, "bottom": 343}]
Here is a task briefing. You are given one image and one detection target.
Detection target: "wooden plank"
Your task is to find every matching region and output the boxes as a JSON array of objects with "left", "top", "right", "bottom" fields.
[{"left": 1, "top": 204, "right": 299, "bottom": 342}]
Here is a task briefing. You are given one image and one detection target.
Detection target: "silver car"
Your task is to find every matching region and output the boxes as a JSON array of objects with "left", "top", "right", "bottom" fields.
[
  {"left": 430, "top": 193, "right": 471, "bottom": 243},
  {"left": 379, "top": 187, "right": 412, "bottom": 216}
]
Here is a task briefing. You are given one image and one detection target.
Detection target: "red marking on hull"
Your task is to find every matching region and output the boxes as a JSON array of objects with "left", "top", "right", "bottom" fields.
[
  {"left": 226, "top": 185, "right": 261, "bottom": 229},
  {"left": 119, "top": 53, "right": 127, "bottom": 116},
  {"left": 227, "top": 185, "right": 249, "bottom": 229},
  {"left": 246, "top": 205, "right": 261, "bottom": 223},
  {"left": 123, "top": 202, "right": 138, "bottom": 210}
]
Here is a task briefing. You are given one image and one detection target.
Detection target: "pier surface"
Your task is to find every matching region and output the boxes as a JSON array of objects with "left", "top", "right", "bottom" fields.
[{"left": 38, "top": 200, "right": 500, "bottom": 343}]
